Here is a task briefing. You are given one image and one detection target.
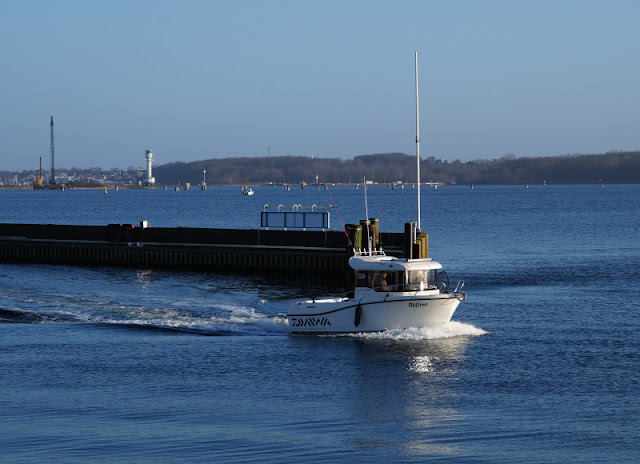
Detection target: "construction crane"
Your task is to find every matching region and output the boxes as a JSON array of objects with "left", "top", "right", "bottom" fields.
[
  {"left": 33, "top": 157, "right": 44, "bottom": 188},
  {"left": 49, "top": 116, "right": 56, "bottom": 185}
]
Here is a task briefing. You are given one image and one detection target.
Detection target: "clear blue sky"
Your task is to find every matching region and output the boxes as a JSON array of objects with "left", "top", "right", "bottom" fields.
[{"left": 1, "top": 0, "right": 639, "bottom": 171}]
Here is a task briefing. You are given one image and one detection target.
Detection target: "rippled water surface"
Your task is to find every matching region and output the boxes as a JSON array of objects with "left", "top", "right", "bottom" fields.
[{"left": 1, "top": 184, "right": 638, "bottom": 463}]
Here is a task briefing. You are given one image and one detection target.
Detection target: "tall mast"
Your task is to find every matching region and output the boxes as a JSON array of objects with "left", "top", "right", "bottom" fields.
[
  {"left": 49, "top": 116, "right": 56, "bottom": 185},
  {"left": 415, "top": 52, "right": 421, "bottom": 231}
]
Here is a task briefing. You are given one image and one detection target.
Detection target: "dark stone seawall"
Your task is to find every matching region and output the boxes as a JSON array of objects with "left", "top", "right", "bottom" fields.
[{"left": 0, "top": 223, "right": 406, "bottom": 283}]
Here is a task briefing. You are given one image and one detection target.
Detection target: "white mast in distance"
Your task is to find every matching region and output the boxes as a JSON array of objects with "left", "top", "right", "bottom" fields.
[{"left": 415, "top": 51, "right": 421, "bottom": 231}]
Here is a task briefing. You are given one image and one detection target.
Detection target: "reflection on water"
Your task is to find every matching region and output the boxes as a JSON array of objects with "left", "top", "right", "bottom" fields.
[
  {"left": 135, "top": 269, "right": 154, "bottom": 288},
  {"left": 344, "top": 334, "right": 479, "bottom": 459},
  {"left": 409, "top": 355, "right": 436, "bottom": 373}
]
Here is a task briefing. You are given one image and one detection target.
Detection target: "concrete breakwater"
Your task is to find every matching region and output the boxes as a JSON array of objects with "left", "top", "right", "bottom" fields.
[{"left": 0, "top": 223, "right": 417, "bottom": 280}]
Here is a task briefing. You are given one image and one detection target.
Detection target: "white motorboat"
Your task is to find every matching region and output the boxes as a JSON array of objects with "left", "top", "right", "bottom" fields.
[
  {"left": 288, "top": 53, "right": 466, "bottom": 334},
  {"left": 288, "top": 251, "right": 465, "bottom": 334},
  {"left": 242, "top": 186, "right": 254, "bottom": 195}
]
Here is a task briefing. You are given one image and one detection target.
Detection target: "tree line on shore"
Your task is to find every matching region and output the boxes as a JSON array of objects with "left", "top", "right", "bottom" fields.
[
  {"left": 4, "top": 150, "right": 637, "bottom": 186},
  {"left": 153, "top": 150, "right": 640, "bottom": 185}
]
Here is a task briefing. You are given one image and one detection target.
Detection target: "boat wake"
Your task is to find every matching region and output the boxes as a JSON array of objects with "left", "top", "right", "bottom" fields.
[
  {"left": 350, "top": 321, "right": 487, "bottom": 340},
  {"left": 1, "top": 302, "right": 485, "bottom": 340},
  {"left": 95, "top": 302, "right": 289, "bottom": 336},
  {"left": 0, "top": 298, "right": 289, "bottom": 336}
]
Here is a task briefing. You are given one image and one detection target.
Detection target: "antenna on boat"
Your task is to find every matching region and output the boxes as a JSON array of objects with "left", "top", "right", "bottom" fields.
[
  {"left": 363, "top": 176, "right": 372, "bottom": 254},
  {"left": 364, "top": 176, "right": 369, "bottom": 222},
  {"left": 415, "top": 51, "right": 421, "bottom": 231}
]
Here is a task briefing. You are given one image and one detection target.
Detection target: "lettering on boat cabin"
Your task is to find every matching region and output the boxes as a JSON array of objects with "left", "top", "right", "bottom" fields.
[{"left": 289, "top": 317, "right": 332, "bottom": 328}]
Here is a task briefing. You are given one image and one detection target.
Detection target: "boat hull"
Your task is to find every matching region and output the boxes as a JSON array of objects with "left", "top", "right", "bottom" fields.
[{"left": 288, "top": 293, "right": 464, "bottom": 334}]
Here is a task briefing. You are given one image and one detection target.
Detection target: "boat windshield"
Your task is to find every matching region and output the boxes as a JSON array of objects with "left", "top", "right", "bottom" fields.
[
  {"left": 405, "top": 270, "right": 437, "bottom": 291},
  {"left": 356, "top": 269, "right": 440, "bottom": 292}
]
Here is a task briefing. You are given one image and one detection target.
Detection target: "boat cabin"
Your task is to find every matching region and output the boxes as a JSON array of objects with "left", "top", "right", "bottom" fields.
[{"left": 349, "top": 255, "right": 445, "bottom": 293}]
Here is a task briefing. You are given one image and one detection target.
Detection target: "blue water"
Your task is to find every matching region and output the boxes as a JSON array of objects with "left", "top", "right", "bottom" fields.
[{"left": 1, "top": 184, "right": 639, "bottom": 463}]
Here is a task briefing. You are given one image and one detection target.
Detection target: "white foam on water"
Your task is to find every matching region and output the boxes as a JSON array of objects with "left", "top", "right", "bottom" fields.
[
  {"left": 351, "top": 321, "right": 488, "bottom": 340},
  {"left": 97, "top": 300, "right": 290, "bottom": 336},
  {"left": 209, "top": 302, "right": 290, "bottom": 335}
]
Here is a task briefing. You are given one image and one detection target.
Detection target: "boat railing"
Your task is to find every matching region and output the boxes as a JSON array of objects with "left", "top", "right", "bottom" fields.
[
  {"left": 351, "top": 279, "right": 464, "bottom": 296},
  {"left": 434, "top": 279, "right": 464, "bottom": 294},
  {"left": 379, "top": 281, "right": 464, "bottom": 295},
  {"left": 353, "top": 249, "right": 386, "bottom": 257},
  {"left": 369, "top": 282, "right": 439, "bottom": 294}
]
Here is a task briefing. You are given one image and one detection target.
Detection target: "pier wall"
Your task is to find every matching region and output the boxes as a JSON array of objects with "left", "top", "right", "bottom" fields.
[{"left": 0, "top": 223, "right": 406, "bottom": 277}]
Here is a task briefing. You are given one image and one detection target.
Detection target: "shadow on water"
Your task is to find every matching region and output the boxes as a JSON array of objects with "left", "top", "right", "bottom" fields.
[
  {"left": 0, "top": 308, "right": 56, "bottom": 324},
  {"left": 80, "top": 264, "right": 348, "bottom": 299},
  {"left": 93, "top": 321, "right": 235, "bottom": 336}
]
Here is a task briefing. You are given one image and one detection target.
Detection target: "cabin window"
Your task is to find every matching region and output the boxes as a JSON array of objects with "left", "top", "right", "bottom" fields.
[
  {"left": 371, "top": 271, "right": 389, "bottom": 291},
  {"left": 356, "top": 271, "right": 398, "bottom": 291},
  {"left": 405, "top": 270, "right": 437, "bottom": 291}
]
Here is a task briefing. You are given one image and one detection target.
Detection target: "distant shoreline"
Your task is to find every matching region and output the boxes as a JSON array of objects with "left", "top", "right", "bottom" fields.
[
  {"left": 0, "top": 182, "right": 635, "bottom": 190},
  {"left": 0, "top": 185, "right": 165, "bottom": 190}
]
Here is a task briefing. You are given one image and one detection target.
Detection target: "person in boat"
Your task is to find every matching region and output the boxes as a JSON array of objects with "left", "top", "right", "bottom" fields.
[{"left": 372, "top": 271, "right": 389, "bottom": 292}]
